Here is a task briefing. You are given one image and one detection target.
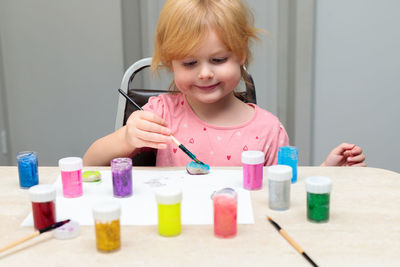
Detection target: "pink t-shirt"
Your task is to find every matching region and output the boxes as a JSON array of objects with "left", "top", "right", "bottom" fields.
[{"left": 143, "top": 93, "right": 289, "bottom": 167}]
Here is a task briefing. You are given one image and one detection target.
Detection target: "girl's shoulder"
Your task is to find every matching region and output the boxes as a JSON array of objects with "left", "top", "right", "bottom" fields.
[
  {"left": 147, "top": 92, "right": 184, "bottom": 108},
  {"left": 250, "top": 104, "right": 283, "bottom": 126}
]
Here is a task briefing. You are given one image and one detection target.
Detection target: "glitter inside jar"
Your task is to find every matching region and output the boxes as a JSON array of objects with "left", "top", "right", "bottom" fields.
[
  {"left": 93, "top": 200, "right": 121, "bottom": 252},
  {"left": 305, "top": 176, "right": 332, "bottom": 223},
  {"left": 111, "top": 158, "right": 132, "bottom": 197}
]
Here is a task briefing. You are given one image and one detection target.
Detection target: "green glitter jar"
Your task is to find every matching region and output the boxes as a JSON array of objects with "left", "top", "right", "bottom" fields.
[{"left": 305, "top": 176, "right": 332, "bottom": 223}]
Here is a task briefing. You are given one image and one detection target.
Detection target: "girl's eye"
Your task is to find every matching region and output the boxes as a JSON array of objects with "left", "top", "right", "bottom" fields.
[
  {"left": 212, "top": 57, "right": 228, "bottom": 64},
  {"left": 183, "top": 61, "right": 197, "bottom": 67}
]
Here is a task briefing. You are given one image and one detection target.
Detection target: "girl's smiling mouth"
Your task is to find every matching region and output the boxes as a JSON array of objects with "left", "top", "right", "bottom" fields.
[{"left": 195, "top": 82, "right": 221, "bottom": 90}]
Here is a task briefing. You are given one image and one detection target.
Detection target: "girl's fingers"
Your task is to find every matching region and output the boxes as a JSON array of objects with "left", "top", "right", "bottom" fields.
[
  {"left": 136, "top": 138, "right": 168, "bottom": 150},
  {"left": 135, "top": 128, "right": 171, "bottom": 144},
  {"left": 350, "top": 146, "right": 363, "bottom": 156},
  {"left": 347, "top": 162, "right": 367, "bottom": 167},
  {"left": 332, "top": 143, "right": 355, "bottom": 156},
  {"left": 140, "top": 111, "right": 169, "bottom": 127},
  {"left": 137, "top": 119, "right": 171, "bottom": 136},
  {"left": 347, "top": 154, "right": 366, "bottom": 164}
]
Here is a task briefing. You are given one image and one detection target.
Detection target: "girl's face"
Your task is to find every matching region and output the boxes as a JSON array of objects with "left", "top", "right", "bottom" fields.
[{"left": 171, "top": 29, "right": 244, "bottom": 106}]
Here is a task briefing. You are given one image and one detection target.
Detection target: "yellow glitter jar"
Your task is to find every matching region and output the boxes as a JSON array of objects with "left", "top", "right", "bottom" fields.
[
  {"left": 155, "top": 187, "right": 182, "bottom": 237},
  {"left": 92, "top": 200, "right": 121, "bottom": 252}
]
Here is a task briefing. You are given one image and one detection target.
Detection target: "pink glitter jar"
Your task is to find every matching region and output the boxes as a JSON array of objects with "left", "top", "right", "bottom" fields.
[
  {"left": 58, "top": 157, "right": 83, "bottom": 198},
  {"left": 241, "top": 151, "right": 265, "bottom": 190}
]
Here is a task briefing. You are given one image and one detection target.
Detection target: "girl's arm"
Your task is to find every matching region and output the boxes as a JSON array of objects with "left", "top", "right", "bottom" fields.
[
  {"left": 83, "top": 126, "right": 136, "bottom": 166},
  {"left": 83, "top": 110, "right": 172, "bottom": 166}
]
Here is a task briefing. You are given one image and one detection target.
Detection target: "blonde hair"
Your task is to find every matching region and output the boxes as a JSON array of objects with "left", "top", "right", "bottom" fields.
[{"left": 151, "top": 0, "right": 260, "bottom": 84}]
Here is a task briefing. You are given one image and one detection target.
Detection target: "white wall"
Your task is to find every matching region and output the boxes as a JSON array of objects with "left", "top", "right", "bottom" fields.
[
  {"left": 0, "top": 0, "right": 124, "bottom": 165},
  {"left": 312, "top": 0, "right": 400, "bottom": 172}
]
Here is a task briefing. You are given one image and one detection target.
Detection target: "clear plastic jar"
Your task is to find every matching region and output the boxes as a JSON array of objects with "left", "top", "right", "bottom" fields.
[
  {"left": 241, "top": 151, "right": 265, "bottom": 190},
  {"left": 267, "top": 165, "right": 292, "bottom": 211},
  {"left": 155, "top": 187, "right": 182, "bottom": 237},
  {"left": 29, "top": 184, "right": 56, "bottom": 230},
  {"left": 111, "top": 158, "right": 132, "bottom": 197},
  {"left": 17, "top": 151, "right": 39, "bottom": 188},
  {"left": 212, "top": 188, "right": 237, "bottom": 238},
  {"left": 58, "top": 157, "right": 83, "bottom": 198},
  {"left": 306, "top": 176, "right": 332, "bottom": 223},
  {"left": 93, "top": 200, "right": 121, "bottom": 252},
  {"left": 278, "top": 146, "right": 298, "bottom": 183}
]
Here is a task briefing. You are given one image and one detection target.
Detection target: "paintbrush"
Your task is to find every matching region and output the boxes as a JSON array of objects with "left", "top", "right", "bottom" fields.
[
  {"left": 118, "top": 88, "right": 205, "bottom": 165},
  {"left": 0, "top": 219, "right": 71, "bottom": 253},
  {"left": 267, "top": 216, "right": 318, "bottom": 267}
]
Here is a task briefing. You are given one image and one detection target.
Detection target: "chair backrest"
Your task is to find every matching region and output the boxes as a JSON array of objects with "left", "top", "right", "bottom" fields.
[{"left": 115, "top": 57, "right": 257, "bottom": 166}]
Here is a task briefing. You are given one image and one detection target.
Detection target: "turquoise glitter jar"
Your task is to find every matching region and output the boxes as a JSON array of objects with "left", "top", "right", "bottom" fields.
[{"left": 305, "top": 176, "right": 332, "bottom": 223}]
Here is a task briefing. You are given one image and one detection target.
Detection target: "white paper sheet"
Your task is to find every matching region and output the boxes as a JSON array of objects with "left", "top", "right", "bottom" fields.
[{"left": 21, "top": 169, "right": 254, "bottom": 226}]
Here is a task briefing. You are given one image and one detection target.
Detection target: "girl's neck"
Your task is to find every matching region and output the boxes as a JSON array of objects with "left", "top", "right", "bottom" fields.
[{"left": 185, "top": 93, "right": 254, "bottom": 127}]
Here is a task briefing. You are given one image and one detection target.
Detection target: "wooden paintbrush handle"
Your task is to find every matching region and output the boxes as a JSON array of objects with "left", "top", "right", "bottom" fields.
[
  {"left": 280, "top": 229, "right": 303, "bottom": 254},
  {"left": 0, "top": 231, "right": 40, "bottom": 253}
]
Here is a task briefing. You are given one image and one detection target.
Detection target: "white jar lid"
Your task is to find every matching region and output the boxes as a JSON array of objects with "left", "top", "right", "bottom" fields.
[
  {"left": 155, "top": 187, "right": 182, "bottom": 205},
  {"left": 241, "top": 150, "right": 265, "bottom": 165},
  {"left": 305, "top": 176, "right": 332, "bottom": 194},
  {"left": 59, "top": 157, "right": 83, "bottom": 172},
  {"left": 267, "top": 165, "right": 292, "bottom": 181},
  {"left": 53, "top": 220, "right": 80, "bottom": 240},
  {"left": 29, "top": 184, "right": 56, "bottom": 202},
  {"left": 92, "top": 200, "right": 121, "bottom": 221}
]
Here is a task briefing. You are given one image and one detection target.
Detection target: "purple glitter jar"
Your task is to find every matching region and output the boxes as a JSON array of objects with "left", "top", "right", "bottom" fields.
[{"left": 111, "top": 158, "right": 132, "bottom": 197}]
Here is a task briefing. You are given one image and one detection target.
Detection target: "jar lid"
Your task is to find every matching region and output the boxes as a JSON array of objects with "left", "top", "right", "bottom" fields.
[
  {"left": 111, "top": 157, "right": 132, "bottom": 167},
  {"left": 241, "top": 151, "right": 265, "bottom": 165},
  {"left": 211, "top": 187, "right": 237, "bottom": 199},
  {"left": 267, "top": 165, "right": 292, "bottom": 181},
  {"left": 16, "top": 151, "right": 38, "bottom": 160},
  {"left": 305, "top": 176, "right": 332, "bottom": 193},
  {"left": 92, "top": 200, "right": 121, "bottom": 221},
  {"left": 59, "top": 157, "right": 83, "bottom": 171},
  {"left": 53, "top": 220, "right": 80, "bottom": 240},
  {"left": 29, "top": 184, "right": 56, "bottom": 202},
  {"left": 155, "top": 187, "right": 182, "bottom": 205}
]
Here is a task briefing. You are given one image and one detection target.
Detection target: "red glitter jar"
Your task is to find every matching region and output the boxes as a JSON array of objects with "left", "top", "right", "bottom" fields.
[{"left": 29, "top": 184, "right": 57, "bottom": 230}]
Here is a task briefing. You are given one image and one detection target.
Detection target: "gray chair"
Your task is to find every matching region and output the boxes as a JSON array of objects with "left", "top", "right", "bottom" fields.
[{"left": 115, "top": 57, "right": 257, "bottom": 166}]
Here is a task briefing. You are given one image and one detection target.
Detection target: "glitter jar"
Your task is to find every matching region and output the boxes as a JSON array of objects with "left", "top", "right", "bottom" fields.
[
  {"left": 58, "top": 157, "right": 83, "bottom": 198},
  {"left": 305, "top": 176, "right": 332, "bottom": 223},
  {"left": 155, "top": 187, "right": 182, "bottom": 237},
  {"left": 267, "top": 165, "right": 292, "bottom": 211},
  {"left": 16, "top": 151, "right": 39, "bottom": 188},
  {"left": 212, "top": 188, "right": 237, "bottom": 238},
  {"left": 241, "top": 151, "right": 265, "bottom": 190},
  {"left": 29, "top": 184, "right": 56, "bottom": 230},
  {"left": 111, "top": 158, "right": 132, "bottom": 197},
  {"left": 278, "top": 146, "right": 298, "bottom": 183},
  {"left": 93, "top": 200, "right": 121, "bottom": 252}
]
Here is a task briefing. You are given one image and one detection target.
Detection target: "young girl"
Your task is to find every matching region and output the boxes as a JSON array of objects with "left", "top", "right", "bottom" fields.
[{"left": 83, "top": 0, "right": 365, "bottom": 167}]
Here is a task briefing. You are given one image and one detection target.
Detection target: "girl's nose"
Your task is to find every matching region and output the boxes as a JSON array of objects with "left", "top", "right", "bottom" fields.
[{"left": 198, "top": 64, "right": 214, "bottom": 80}]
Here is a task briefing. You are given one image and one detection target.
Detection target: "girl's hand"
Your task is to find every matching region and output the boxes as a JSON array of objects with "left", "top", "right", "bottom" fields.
[
  {"left": 321, "top": 143, "right": 366, "bottom": 167},
  {"left": 125, "top": 110, "right": 172, "bottom": 150}
]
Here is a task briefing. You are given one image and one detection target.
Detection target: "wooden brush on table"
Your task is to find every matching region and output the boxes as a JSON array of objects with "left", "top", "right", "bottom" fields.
[
  {"left": 267, "top": 216, "right": 318, "bottom": 267},
  {"left": 0, "top": 219, "right": 70, "bottom": 253}
]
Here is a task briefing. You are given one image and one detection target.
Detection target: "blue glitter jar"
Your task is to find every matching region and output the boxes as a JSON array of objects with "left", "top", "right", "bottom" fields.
[
  {"left": 278, "top": 146, "right": 298, "bottom": 183},
  {"left": 16, "top": 151, "right": 39, "bottom": 188}
]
